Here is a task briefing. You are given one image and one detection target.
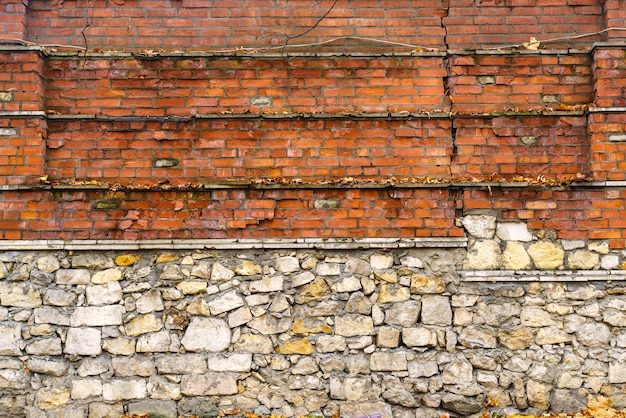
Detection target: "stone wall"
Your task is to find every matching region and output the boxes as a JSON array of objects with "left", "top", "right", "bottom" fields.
[{"left": 2, "top": 222, "right": 626, "bottom": 418}]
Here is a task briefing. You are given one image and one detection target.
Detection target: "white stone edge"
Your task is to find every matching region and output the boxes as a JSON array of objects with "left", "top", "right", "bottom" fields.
[
  {"left": 0, "top": 237, "right": 468, "bottom": 251},
  {"left": 462, "top": 270, "right": 626, "bottom": 282}
]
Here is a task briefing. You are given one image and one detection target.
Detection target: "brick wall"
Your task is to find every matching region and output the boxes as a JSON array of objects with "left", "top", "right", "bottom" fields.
[
  {"left": 18, "top": 0, "right": 616, "bottom": 51},
  {"left": 1, "top": 2, "right": 626, "bottom": 247}
]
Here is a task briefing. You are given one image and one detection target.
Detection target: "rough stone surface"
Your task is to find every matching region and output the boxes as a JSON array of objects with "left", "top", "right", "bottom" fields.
[
  {"left": 181, "top": 317, "right": 231, "bottom": 352},
  {"left": 0, "top": 247, "right": 624, "bottom": 417},
  {"left": 528, "top": 242, "right": 564, "bottom": 270},
  {"left": 421, "top": 295, "right": 452, "bottom": 326},
  {"left": 463, "top": 240, "right": 502, "bottom": 270},
  {"left": 497, "top": 222, "right": 533, "bottom": 242},
  {"left": 461, "top": 215, "right": 497, "bottom": 239},
  {"left": 568, "top": 250, "right": 600, "bottom": 270},
  {"left": 503, "top": 241, "right": 532, "bottom": 270}
]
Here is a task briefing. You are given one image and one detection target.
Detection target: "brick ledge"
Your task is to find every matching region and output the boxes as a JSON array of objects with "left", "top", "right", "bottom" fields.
[
  {"left": 462, "top": 270, "right": 626, "bottom": 282},
  {"left": 0, "top": 237, "right": 468, "bottom": 251}
]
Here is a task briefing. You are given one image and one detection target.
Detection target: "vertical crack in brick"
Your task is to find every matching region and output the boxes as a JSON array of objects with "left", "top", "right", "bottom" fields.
[{"left": 440, "top": 0, "right": 457, "bottom": 160}]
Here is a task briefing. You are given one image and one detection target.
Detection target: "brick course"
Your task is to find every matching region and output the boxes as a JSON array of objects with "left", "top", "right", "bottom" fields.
[{"left": 1, "top": 2, "right": 626, "bottom": 246}]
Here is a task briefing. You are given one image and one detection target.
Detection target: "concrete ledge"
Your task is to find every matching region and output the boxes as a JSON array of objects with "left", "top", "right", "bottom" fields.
[
  {"left": 462, "top": 270, "right": 626, "bottom": 282},
  {"left": 0, "top": 237, "right": 468, "bottom": 251}
]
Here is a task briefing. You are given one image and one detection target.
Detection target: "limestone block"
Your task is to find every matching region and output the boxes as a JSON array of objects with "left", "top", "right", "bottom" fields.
[
  {"left": 421, "top": 295, "right": 452, "bottom": 326},
  {"left": 463, "top": 240, "right": 502, "bottom": 270},
  {"left": 377, "top": 327, "right": 400, "bottom": 348},
  {"left": 36, "top": 387, "right": 71, "bottom": 410},
  {"left": 159, "top": 265, "right": 183, "bottom": 281},
  {"left": 370, "top": 352, "right": 407, "bottom": 371},
  {"left": 459, "top": 325, "right": 497, "bottom": 348},
  {"left": 211, "top": 262, "right": 235, "bottom": 281},
  {"left": 497, "top": 222, "right": 532, "bottom": 241},
  {"left": 228, "top": 306, "right": 253, "bottom": 327},
  {"left": 528, "top": 241, "right": 564, "bottom": 270},
  {"left": 344, "top": 258, "right": 371, "bottom": 275},
  {"left": 249, "top": 276, "right": 284, "bottom": 293},
  {"left": 176, "top": 281, "right": 207, "bottom": 295},
  {"left": 115, "top": 254, "right": 139, "bottom": 266},
  {"left": 43, "top": 288, "right": 76, "bottom": 306},
  {"left": 382, "top": 375, "right": 418, "bottom": 407},
  {"left": 1, "top": 284, "right": 42, "bottom": 307},
  {"left": 291, "top": 271, "right": 315, "bottom": 287},
  {"left": 331, "top": 276, "right": 362, "bottom": 293},
  {"left": 234, "top": 334, "right": 274, "bottom": 354},
  {"left": 72, "top": 253, "right": 114, "bottom": 269},
  {"left": 442, "top": 359, "right": 473, "bottom": 384},
  {"left": 180, "top": 373, "right": 238, "bottom": 396},
  {"left": 601, "top": 254, "right": 620, "bottom": 270},
  {"left": 89, "top": 402, "right": 124, "bottom": 418},
  {"left": 497, "top": 328, "right": 534, "bottom": 350},
  {"left": 147, "top": 376, "right": 182, "bottom": 401},
  {"left": 276, "top": 338, "right": 315, "bottom": 355},
  {"left": 374, "top": 270, "right": 398, "bottom": 283},
  {"left": 25, "top": 338, "right": 63, "bottom": 356},
  {"left": 335, "top": 314, "right": 374, "bottom": 337},
  {"left": 91, "top": 268, "right": 123, "bottom": 284},
  {"left": 103, "top": 379, "right": 148, "bottom": 401},
  {"left": 408, "top": 361, "right": 438, "bottom": 378},
  {"left": 345, "top": 293, "right": 373, "bottom": 314},
  {"left": 0, "top": 369, "right": 29, "bottom": 390},
  {"left": 103, "top": 337, "right": 136, "bottom": 355},
  {"left": 208, "top": 353, "right": 252, "bottom": 372},
  {"left": 589, "top": 241, "right": 610, "bottom": 254},
  {"left": 503, "top": 242, "right": 532, "bottom": 270},
  {"left": 78, "top": 357, "right": 110, "bottom": 377},
  {"left": 609, "top": 362, "right": 626, "bottom": 383},
  {"left": 377, "top": 284, "right": 410, "bottom": 303},
  {"left": 56, "top": 269, "right": 90, "bottom": 285},
  {"left": 291, "top": 317, "right": 331, "bottom": 335},
  {"left": 190, "top": 262, "right": 211, "bottom": 279},
  {"left": 535, "top": 328, "right": 571, "bottom": 345},
  {"left": 370, "top": 254, "right": 394, "bottom": 270},
  {"left": 128, "top": 400, "right": 178, "bottom": 418},
  {"left": 64, "top": 328, "right": 101, "bottom": 356},
  {"left": 235, "top": 261, "right": 262, "bottom": 276},
  {"left": 275, "top": 256, "right": 300, "bottom": 274},
  {"left": 36, "top": 255, "right": 60, "bottom": 273},
  {"left": 124, "top": 314, "right": 163, "bottom": 337},
  {"left": 208, "top": 291, "right": 245, "bottom": 315},
  {"left": 248, "top": 315, "right": 291, "bottom": 335},
  {"left": 339, "top": 402, "right": 392, "bottom": 418},
  {"left": 568, "top": 250, "right": 600, "bottom": 270},
  {"left": 441, "top": 394, "right": 482, "bottom": 415},
  {"left": 86, "top": 282, "right": 123, "bottom": 305},
  {"left": 155, "top": 354, "right": 208, "bottom": 375},
  {"left": 384, "top": 300, "right": 420, "bottom": 326},
  {"left": 410, "top": 275, "right": 445, "bottom": 294},
  {"left": 401, "top": 255, "right": 424, "bottom": 268},
  {"left": 316, "top": 335, "right": 347, "bottom": 352},
  {"left": 0, "top": 325, "right": 22, "bottom": 356},
  {"left": 137, "top": 331, "right": 177, "bottom": 353},
  {"left": 315, "top": 262, "right": 340, "bottom": 276},
  {"left": 520, "top": 307, "right": 556, "bottom": 327},
  {"left": 71, "top": 306, "right": 123, "bottom": 327},
  {"left": 575, "top": 322, "right": 611, "bottom": 347},
  {"left": 181, "top": 317, "right": 231, "bottom": 352},
  {"left": 112, "top": 356, "right": 155, "bottom": 377},
  {"left": 136, "top": 290, "right": 165, "bottom": 314},
  {"left": 71, "top": 379, "right": 102, "bottom": 399},
  {"left": 331, "top": 377, "right": 373, "bottom": 401},
  {"left": 460, "top": 214, "right": 497, "bottom": 239},
  {"left": 402, "top": 327, "right": 437, "bottom": 347},
  {"left": 527, "top": 380, "right": 549, "bottom": 409}
]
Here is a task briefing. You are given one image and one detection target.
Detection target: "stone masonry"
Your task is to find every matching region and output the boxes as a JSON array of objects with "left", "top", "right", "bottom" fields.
[{"left": 1, "top": 216, "right": 626, "bottom": 418}]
